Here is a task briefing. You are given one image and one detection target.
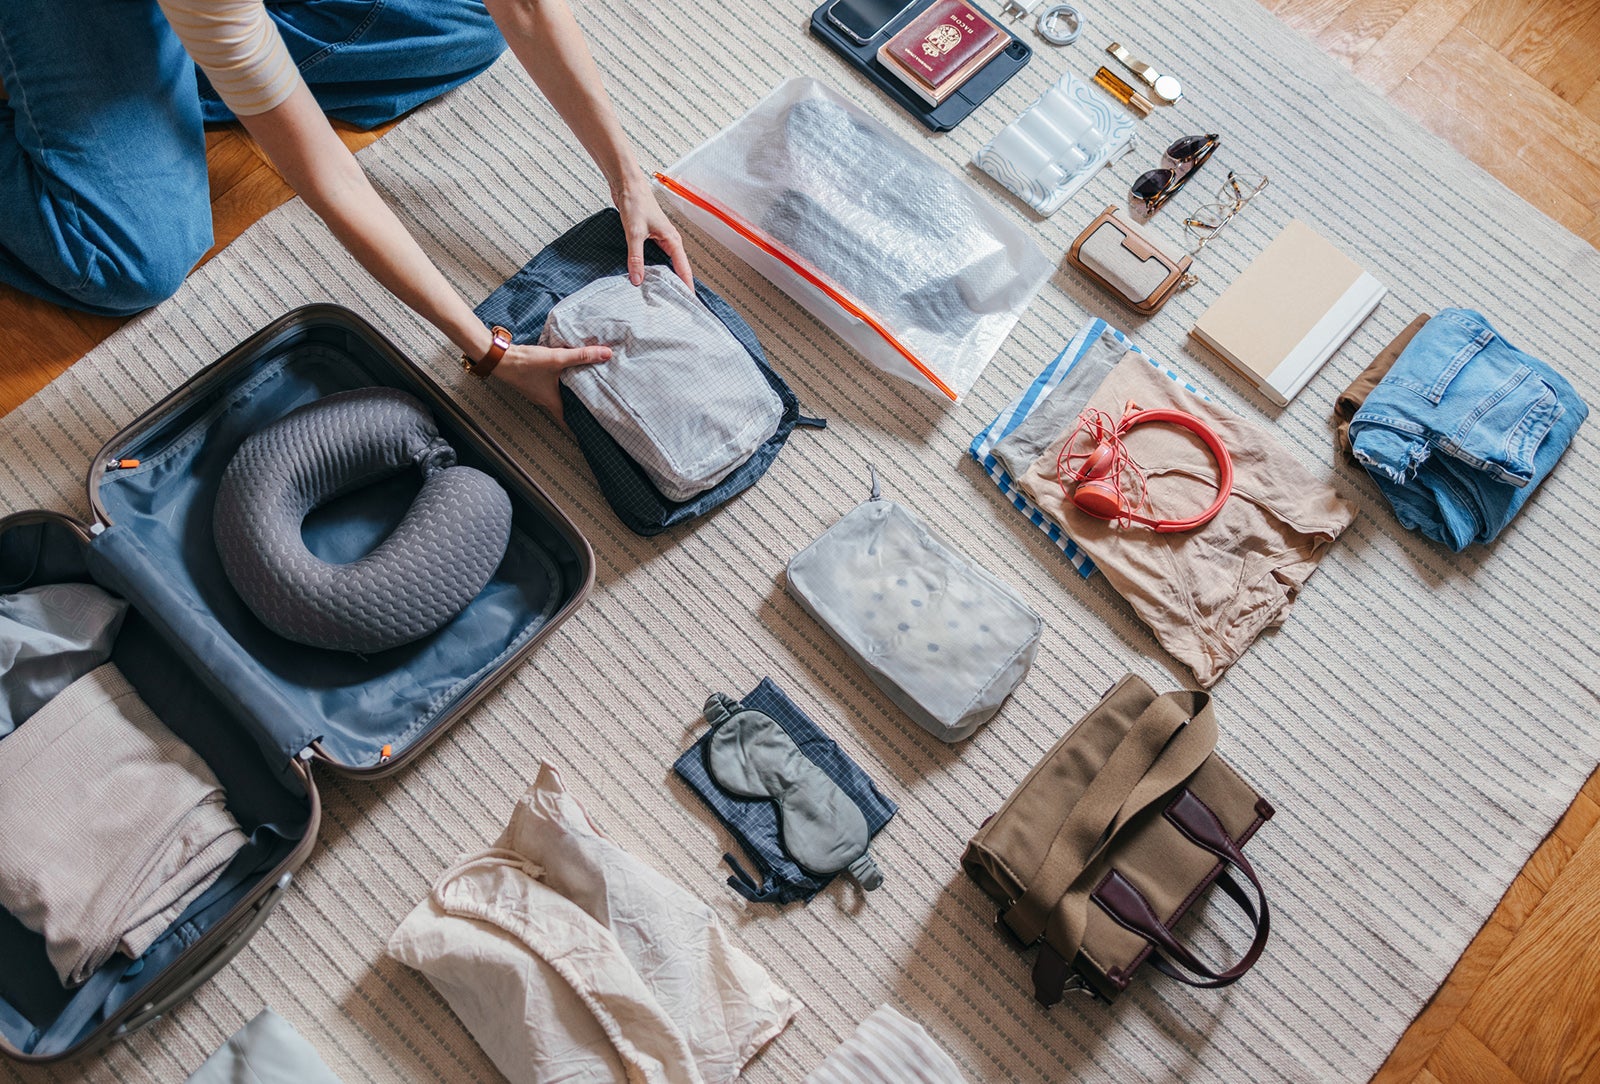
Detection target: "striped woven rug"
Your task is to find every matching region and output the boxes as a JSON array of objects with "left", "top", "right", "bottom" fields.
[{"left": 3, "top": 0, "right": 1597, "bottom": 1079}]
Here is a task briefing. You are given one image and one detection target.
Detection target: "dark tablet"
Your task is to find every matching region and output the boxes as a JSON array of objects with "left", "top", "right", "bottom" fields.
[{"left": 809, "top": 0, "right": 1032, "bottom": 132}]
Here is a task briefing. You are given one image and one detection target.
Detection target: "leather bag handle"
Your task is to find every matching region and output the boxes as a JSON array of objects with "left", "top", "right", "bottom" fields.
[
  {"left": 1003, "top": 689, "right": 1215, "bottom": 947},
  {"left": 1095, "top": 790, "right": 1271, "bottom": 988}
]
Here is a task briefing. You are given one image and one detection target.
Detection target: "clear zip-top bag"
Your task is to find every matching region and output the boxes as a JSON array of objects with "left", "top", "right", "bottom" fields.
[{"left": 657, "top": 77, "right": 1053, "bottom": 402}]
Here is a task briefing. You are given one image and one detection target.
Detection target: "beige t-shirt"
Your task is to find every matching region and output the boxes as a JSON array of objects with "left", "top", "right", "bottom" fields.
[
  {"left": 1016, "top": 352, "right": 1357, "bottom": 687},
  {"left": 157, "top": 0, "right": 300, "bottom": 116}
]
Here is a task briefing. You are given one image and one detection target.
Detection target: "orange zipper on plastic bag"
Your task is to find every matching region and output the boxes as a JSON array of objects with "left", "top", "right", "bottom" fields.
[{"left": 653, "top": 172, "right": 960, "bottom": 402}]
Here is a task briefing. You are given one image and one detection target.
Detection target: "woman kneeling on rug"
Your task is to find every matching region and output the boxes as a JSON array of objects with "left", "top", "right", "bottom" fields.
[{"left": 0, "top": 0, "right": 693, "bottom": 417}]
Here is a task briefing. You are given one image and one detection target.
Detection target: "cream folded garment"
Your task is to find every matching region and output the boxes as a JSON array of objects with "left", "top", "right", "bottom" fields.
[
  {"left": 389, "top": 761, "right": 797, "bottom": 1084},
  {"left": 0, "top": 663, "right": 246, "bottom": 986}
]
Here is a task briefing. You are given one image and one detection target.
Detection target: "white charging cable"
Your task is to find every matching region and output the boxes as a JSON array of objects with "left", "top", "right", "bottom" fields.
[
  {"left": 1036, "top": 4, "right": 1083, "bottom": 45},
  {"left": 1000, "top": 0, "right": 1083, "bottom": 46}
]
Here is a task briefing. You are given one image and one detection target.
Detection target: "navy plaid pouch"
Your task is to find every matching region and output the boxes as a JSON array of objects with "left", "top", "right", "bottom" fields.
[
  {"left": 475, "top": 209, "right": 824, "bottom": 536},
  {"left": 675, "top": 678, "right": 897, "bottom": 905}
]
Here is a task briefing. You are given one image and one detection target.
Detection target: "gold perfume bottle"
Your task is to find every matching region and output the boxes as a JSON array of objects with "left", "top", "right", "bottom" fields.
[{"left": 1093, "top": 67, "right": 1154, "bottom": 117}]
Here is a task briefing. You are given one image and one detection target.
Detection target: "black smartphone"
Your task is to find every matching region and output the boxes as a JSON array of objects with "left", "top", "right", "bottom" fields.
[{"left": 824, "top": 0, "right": 919, "bottom": 43}]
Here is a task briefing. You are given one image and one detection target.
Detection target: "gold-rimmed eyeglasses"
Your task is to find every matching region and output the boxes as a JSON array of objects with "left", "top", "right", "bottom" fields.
[{"left": 1183, "top": 172, "right": 1269, "bottom": 256}]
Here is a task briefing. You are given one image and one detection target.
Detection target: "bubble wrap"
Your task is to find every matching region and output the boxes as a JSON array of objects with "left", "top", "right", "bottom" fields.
[{"left": 661, "top": 77, "right": 1053, "bottom": 400}]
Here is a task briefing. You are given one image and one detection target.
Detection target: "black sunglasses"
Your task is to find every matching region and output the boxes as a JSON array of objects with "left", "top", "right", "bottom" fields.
[{"left": 1130, "top": 134, "right": 1220, "bottom": 214}]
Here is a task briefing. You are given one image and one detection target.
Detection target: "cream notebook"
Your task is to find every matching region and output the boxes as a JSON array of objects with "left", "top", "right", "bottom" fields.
[{"left": 1190, "top": 220, "right": 1386, "bottom": 406}]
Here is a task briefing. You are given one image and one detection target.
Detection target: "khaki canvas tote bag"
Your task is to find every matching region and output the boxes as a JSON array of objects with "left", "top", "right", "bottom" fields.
[{"left": 963, "top": 674, "right": 1274, "bottom": 1004}]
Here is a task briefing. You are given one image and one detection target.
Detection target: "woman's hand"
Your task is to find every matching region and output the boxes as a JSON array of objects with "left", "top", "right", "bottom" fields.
[
  {"left": 484, "top": 0, "right": 693, "bottom": 289},
  {"left": 491, "top": 342, "right": 611, "bottom": 418},
  {"left": 613, "top": 177, "right": 694, "bottom": 289}
]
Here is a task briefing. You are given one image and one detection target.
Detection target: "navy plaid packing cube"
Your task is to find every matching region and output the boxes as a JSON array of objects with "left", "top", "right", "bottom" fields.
[{"left": 475, "top": 209, "right": 823, "bottom": 536}]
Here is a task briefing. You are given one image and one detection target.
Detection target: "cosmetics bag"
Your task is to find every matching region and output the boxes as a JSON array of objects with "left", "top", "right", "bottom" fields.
[
  {"left": 963, "top": 674, "right": 1273, "bottom": 1004},
  {"left": 1067, "top": 205, "right": 1193, "bottom": 316},
  {"left": 785, "top": 475, "right": 1041, "bottom": 742},
  {"left": 477, "top": 210, "right": 823, "bottom": 536}
]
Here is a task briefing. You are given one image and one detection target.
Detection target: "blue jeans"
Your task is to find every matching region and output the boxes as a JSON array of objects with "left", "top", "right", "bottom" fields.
[
  {"left": 1349, "top": 308, "right": 1588, "bottom": 550},
  {"left": 0, "top": 0, "right": 503, "bottom": 316}
]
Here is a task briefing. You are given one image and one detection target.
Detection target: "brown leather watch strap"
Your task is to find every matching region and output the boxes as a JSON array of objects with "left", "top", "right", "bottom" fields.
[{"left": 462, "top": 325, "right": 512, "bottom": 378}]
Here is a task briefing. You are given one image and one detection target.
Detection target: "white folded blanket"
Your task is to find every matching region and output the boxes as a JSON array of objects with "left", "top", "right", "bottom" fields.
[{"left": 0, "top": 663, "right": 247, "bottom": 986}]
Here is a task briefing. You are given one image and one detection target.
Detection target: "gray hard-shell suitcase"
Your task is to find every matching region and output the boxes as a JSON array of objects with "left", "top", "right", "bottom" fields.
[{"left": 0, "top": 305, "right": 593, "bottom": 1063}]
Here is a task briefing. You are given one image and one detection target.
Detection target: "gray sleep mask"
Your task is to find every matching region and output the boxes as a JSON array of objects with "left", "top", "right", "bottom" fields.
[{"left": 704, "top": 692, "right": 883, "bottom": 890}]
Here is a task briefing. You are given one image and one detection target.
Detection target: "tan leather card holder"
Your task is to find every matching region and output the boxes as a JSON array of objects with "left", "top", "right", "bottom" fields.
[{"left": 1067, "top": 205, "right": 1193, "bottom": 317}]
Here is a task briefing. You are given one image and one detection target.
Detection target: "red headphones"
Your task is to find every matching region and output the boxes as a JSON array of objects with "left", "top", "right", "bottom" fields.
[{"left": 1057, "top": 401, "right": 1233, "bottom": 532}]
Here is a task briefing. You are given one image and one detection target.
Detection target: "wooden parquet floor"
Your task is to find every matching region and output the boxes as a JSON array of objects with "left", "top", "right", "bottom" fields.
[{"left": 1, "top": 4, "right": 1598, "bottom": 1081}]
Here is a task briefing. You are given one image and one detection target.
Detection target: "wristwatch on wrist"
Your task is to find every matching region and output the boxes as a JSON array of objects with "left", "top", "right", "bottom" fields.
[{"left": 462, "top": 325, "right": 512, "bottom": 378}]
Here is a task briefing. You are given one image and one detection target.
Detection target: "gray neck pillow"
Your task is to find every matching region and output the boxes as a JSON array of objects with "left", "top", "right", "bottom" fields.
[{"left": 214, "top": 388, "right": 512, "bottom": 654}]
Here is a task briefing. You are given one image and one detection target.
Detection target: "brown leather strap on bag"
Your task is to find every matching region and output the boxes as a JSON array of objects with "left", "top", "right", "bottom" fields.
[
  {"left": 1093, "top": 788, "right": 1271, "bottom": 988},
  {"left": 1028, "top": 787, "right": 1270, "bottom": 1004},
  {"left": 1041, "top": 710, "right": 1220, "bottom": 969},
  {"left": 964, "top": 675, "right": 1273, "bottom": 1007}
]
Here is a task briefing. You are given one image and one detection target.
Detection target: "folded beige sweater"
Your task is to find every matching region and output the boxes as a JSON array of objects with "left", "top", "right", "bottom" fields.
[{"left": 0, "top": 663, "right": 246, "bottom": 986}]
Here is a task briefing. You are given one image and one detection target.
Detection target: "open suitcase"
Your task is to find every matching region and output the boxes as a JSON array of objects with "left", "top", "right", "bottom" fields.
[{"left": 0, "top": 304, "right": 593, "bottom": 1063}]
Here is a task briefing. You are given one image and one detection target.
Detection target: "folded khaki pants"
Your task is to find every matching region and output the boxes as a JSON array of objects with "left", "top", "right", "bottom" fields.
[{"left": 0, "top": 663, "right": 245, "bottom": 986}]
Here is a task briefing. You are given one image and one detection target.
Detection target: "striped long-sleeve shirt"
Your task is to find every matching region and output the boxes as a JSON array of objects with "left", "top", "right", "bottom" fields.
[{"left": 157, "top": 0, "right": 299, "bottom": 116}]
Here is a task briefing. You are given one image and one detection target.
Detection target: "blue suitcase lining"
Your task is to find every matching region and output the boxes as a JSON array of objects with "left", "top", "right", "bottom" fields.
[
  {"left": 90, "top": 330, "right": 583, "bottom": 771},
  {"left": 0, "top": 519, "right": 303, "bottom": 1057},
  {"left": 0, "top": 314, "right": 586, "bottom": 1056}
]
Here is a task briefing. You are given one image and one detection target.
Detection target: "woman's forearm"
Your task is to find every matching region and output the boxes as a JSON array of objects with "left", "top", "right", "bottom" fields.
[
  {"left": 239, "top": 86, "right": 495, "bottom": 360},
  {"left": 485, "top": 0, "right": 693, "bottom": 286},
  {"left": 485, "top": 0, "right": 642, "bottom": 195}
]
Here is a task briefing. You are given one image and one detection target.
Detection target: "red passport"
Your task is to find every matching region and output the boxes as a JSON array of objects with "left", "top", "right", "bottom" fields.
[{"left": 885, "top": 0, "right": 1002, "bottom": 87}]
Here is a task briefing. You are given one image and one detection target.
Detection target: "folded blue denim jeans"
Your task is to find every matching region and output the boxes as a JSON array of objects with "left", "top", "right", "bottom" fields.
[
  {"left": 674, "top": 679, "right": 896, "bottom": 905},
  {"left": 1349, "top": 308, "right": 1588, "bottom": 550},
  {"left": 0, "top": 0, "right": 503, "bottom": 315}
]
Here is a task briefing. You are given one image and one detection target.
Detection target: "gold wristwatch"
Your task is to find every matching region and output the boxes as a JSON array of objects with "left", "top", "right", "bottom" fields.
[{"left": 1106, "top": 42, "right": 1182, "bottom": 104}]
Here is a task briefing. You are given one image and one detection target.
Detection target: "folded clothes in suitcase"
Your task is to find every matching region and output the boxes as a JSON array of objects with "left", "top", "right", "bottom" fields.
[{"left": 0, "top": 305, "right": 593, "bottom": 1064}]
